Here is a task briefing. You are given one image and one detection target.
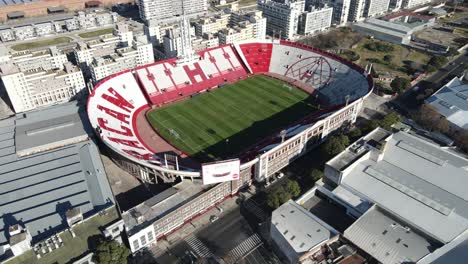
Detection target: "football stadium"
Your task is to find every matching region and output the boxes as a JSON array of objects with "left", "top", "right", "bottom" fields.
[{"left": 86, "top": 39, "right": 373, "bottom": 253}]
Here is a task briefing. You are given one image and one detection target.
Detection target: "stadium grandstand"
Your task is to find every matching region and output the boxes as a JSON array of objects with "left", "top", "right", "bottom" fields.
[
  {"left": 87, "top": 38, "right": 373, "bottom": 254},
  {"left": 87, "top": 39, "right": 372, "bottom": 183}
]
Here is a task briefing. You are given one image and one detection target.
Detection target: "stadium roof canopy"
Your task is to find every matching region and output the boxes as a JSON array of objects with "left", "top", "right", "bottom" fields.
[
  {"left": 271, "top": 200, "right": 338, "bottom": 254},
  {"left": 0, "top": 102, "right": 114, "bottom": 248},
  {"left": 329, "top": 128, "right": 468, "bottom": 244},
  {"left": 426, "top": 76, "right": 468, "bottom": 129},
  {"left": 344, "top": 206, "right": 439, "bottom": 263}
]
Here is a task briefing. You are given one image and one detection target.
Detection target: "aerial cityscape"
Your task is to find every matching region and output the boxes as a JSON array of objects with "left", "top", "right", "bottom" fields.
[{"left": 0, "top": 0, "right": 466, "bottom": 263}]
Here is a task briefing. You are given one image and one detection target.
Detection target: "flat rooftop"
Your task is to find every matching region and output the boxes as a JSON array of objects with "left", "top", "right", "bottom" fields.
[
  {"left": 333, "top": 128, "right": 468, "bottom": 243},
  {"left": 271, "top": 200, "right": 338, "bottom": 253},
  {"left": 0, "top": 102, "right": 114, "bottom": 247},
  {"left": 122, "top": 179, "right": 207, "bottom": 236},
  {"left": 426, "top": 76, "right": 468, "bottom": 129},
  {"left": 14, "top": 102, "right": 92, "bottom": 156},
  {"left": 344, "top": 206, "right": 440, "bottom": 263}
]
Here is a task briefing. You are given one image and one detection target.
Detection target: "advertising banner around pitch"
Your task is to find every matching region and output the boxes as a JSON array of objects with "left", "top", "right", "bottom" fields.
[{"left": 202, "top": 159, "right": 240, "bottom": 185}]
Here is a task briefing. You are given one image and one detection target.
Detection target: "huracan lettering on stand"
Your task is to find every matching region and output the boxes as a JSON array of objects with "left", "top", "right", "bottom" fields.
[{"left": 96, "top": 87, "right": 149, "bottom": 157}]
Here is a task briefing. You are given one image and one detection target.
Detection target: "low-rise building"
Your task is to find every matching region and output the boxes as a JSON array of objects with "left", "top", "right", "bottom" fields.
[
  {"left": 270, "top": 200, "right": 338, "bottom": 264},
  {"left": 123, "top": 172, "right": 252, "bottom": 254},
  {"left": 352, "top": 13, "right": 435, "bottom": 44},
  {"left": 317, "top": 127, "right": 468, "bottom": 263},
  {"left": 426, "top": 75, "right": 468, "bottom": 130},
  {"left": 0, "top": 10, "right": 118, "bottom": 43},
  {"left": 0, "top": 102, "right": 115, "bottom": 260}
]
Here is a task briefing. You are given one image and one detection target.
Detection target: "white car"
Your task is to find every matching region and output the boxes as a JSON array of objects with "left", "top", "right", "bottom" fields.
[{"left": 210, "top": 215, "right": 219, "bottom": 223}]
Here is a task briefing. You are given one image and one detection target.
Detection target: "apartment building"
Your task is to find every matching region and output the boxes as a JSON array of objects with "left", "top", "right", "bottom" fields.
[
  {"left": 138, "top": 0, "right": 208, "bottom": 23},
  {"left": 298, "top": 5, "right": 333, "bottom": 35},
  {"left": 90, "top": 35, "right": 154, "bottom": 82},
  {"left": 364, "top": 0, "right": 391, "bottom": 18},
  {"left": 3, "top": 46, "right": 67, "bottom": 72},
  {"left": 74, "top": 23, "right": 153, "bottom": 81},
  {"left": 258, "top": 0, "right": 306, "bottom": 39},
  {"left": 194, "top": 13, "right": 230, "bottom": 37},
  {"left": 402, "top": 0, "right": 432, "bottom": 9},
  {"left": 0, "top": 62, "right": 85, "bottom": 113},
  {"left": 65, "top": 11, "right": 117, "bottom": 31},
  {"left": 327, "top": 0, "right": 352, "bottom": 26}
]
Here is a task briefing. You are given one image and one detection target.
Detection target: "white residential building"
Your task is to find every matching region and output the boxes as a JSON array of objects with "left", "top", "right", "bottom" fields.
[
  {"left": 138, "top": 0, "right": 208, "bottom": 23},
  {"left": 298, "top": 5, "right": 333, "bottom": 35},
  {"left": 402, "top": 0, "right": 432, "bottom": 9},
  {"left": 347, "top": 0, "right": 366, "bottom": 21},
  {"left": 65, "top": 11, "right": 118, "bottom": 31},
  {"left": 0, "top": 62, "right": 85, "bottom": 113},
  {"left": 327, "top": 0, "right": 351, "bottom": 26},
  {"left": 3, "top": 46, "right": 67, "bottom": 72},
  {"left": 90, "top": 35, "right": 154, "bottom": 82},
  {"left": 229, "top": 10, "right": 267, "bottom": 41},
  {"left": 114, "top": 23, "right": 133, "bottom": 46},
  {"left": 364, "top": 0, "right": 391, "bottom": 18},
  {"left": 258, "top": 0, "right": 305, "bottom": 40},
  {"left": 194, "top": 13, "right": 231, "bottom": 37}
]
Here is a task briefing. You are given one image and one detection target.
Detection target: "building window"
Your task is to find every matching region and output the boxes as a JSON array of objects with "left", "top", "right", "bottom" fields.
[
  {"left": 140, "top": 235, "right": 147, "bottom": 246},
  {"left": 132, "top": 239, "right": 140, "bottom": 250},
  {"left": 148, "top": 231, "right": 154, "bottom": 242}
]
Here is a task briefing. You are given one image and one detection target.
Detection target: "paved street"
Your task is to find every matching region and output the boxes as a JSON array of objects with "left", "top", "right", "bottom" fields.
[{"left": 394, "top": 52, "right": 468, "bottom": 114}]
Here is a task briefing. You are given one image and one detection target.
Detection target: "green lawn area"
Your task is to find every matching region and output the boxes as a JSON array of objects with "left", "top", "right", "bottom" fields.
[
  {"left": 78, "top": 28, "right": 114, "bottom": 38},
  {"left": 352, "top": 39, "right": 430, "bottom": 79},
  {"left": 439, "top": 11, "right": 468, "bottom": 22},
  {"left": 10, "top": 37, "right": 72, "bottom": 51},
  {"left": 6, "top": 207, "right": 119, "bottom": 264},
  {"left": 147, "top": 75, "right": 318, "bottom": 161}
]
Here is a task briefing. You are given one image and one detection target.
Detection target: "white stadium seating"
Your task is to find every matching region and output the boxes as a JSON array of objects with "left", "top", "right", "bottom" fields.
[{"left": 87, "top": 40, "right": 372, "bottom": 166}]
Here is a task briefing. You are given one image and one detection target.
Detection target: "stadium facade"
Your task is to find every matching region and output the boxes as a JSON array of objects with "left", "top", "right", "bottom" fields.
[{"left": 87, "top": 39, "right": 373, "bottom": 253}]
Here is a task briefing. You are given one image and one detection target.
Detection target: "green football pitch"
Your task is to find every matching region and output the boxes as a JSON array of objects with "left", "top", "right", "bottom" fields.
[{"left": 147, "top": 75, "right": 318, "bottom": 161}]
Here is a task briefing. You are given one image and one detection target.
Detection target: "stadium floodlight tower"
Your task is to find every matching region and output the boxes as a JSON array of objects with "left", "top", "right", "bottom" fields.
[{"left": 177, "top": 2, "right": 198, "bottom": 65}]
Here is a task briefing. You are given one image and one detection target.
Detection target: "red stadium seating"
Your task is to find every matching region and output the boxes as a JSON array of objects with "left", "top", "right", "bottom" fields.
[{"left": 238, "top": 43, "right": 273, "bottom": 73}]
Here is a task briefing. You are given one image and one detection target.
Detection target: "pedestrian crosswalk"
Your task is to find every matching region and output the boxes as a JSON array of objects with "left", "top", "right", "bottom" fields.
[
  {"left": 244, "top": 199, "right": 267, "bottom": 220},
  {"left": 224, "top": 233, "right": 263, "bottom": 263},
  {"left": 185, "top": 235, "right": 214, "bottom": 258}
]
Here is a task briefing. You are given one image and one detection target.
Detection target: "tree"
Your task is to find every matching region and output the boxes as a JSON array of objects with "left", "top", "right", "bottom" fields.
[
  {"left": 93, "top": 238, "right": 130, "bottom": 264},
  {"left": 390, "top": 77, "right": 410, "bottom": 94},
  {"left": 427, "top": 56, "right": 448, "bottom": 69},
  {"left": 425, "top": 64, "right": 437, "bottom": 73},
  {"left": 453, "top": 130, "right": 468, "bottom": 153},
  {"left": 364, "top": 41, "right": 394, "bottom": 52},
  {"left": 267, "top": 190, "right": 281, "bottom": 209},
  {"left": 267, "top": 187, "right": 290, "bottom": 209},
  {"left": 285, "top": 180, "right": 301, "bottom": 198},
  {"left": 380, "top": 112, "right": 401, "bottom": 130},
  {"left": 413, "top": 104, "right": 450, "bottom": 133},
  {"left": 362, "top": 119, "right": 380, "bottom": 133},
  {"left": 348, "top": 128, "right": 362, "bottom": 140},
  {"left": 383, "top": 54, "right": 394, "bottom": 63},
  {"left": 310, "top": 169, "right": 324, "bottom": 182},
  {"left": 322, "top": 135, "right": 350, "bottom": 157}
]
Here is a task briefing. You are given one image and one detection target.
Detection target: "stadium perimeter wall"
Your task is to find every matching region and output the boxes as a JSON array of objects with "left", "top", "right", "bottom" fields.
[{"left": 87, "top": 41, "right": 373, "bottom": 253}]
